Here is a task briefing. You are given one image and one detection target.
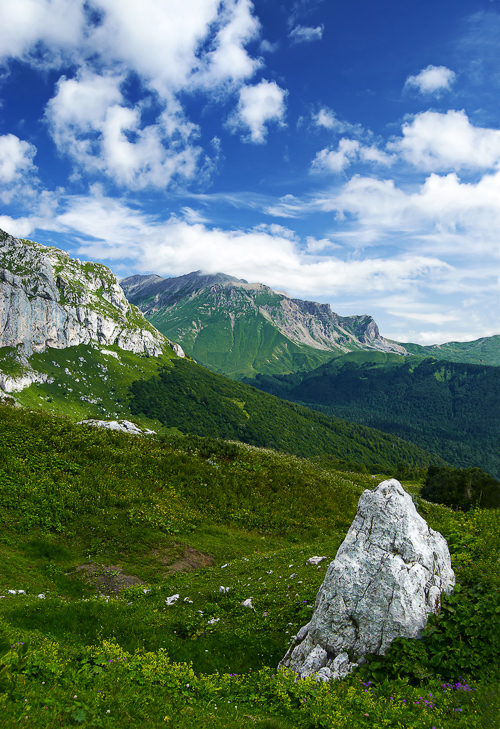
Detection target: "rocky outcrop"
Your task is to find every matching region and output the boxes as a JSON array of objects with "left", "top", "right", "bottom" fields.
[
  {"left": 0, "top": 229, "right": 167, "bottom": 358},
  {"left": 78, "top": 419, "right": 156, "bottom": 435},
  {"left": 279, "top": 479, "right": 455, "bottom": 681}
]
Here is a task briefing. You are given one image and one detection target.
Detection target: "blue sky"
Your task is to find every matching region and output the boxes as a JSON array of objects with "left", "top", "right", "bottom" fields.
[{"left": 0, "top": 0, "right": 499, "bottom": 345}]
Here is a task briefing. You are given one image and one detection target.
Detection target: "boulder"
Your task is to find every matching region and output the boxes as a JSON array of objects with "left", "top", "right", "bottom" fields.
[{"left": 279, "top": 479, "right": 455, "bottom": 680}]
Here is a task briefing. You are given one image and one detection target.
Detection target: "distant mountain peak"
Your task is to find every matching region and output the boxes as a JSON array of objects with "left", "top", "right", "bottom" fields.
[{"left": 120, "top": 271, "right": 407, "bottom": 379}]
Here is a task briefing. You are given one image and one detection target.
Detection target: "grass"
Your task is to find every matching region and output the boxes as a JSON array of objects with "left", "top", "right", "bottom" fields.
[{"left": 0, "top": 402, "right": 499, "bottom": 727}]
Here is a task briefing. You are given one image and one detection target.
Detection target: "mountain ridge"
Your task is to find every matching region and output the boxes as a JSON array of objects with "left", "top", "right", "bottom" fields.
[{"left": 121, "top": 270, "right": 407, "bottom": 379}]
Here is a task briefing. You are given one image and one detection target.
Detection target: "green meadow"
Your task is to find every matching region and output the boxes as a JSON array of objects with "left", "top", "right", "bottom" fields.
[{"left": 0, "top": 402, "right": 499, "bottom": 727}]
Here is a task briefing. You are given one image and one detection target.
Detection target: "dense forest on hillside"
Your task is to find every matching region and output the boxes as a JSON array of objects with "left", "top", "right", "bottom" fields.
[
  {"left": 128, "top": 358, "right": 444, "bottom": 474},
  {"left": 247, "top": 354, "right": 500, "bottom": 478}
]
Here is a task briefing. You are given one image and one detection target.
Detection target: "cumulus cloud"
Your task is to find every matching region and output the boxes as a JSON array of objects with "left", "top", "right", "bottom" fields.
[
  {"left": 312, "top": 139, "right": 360, "bottom": 172},
  {"left": 90, "top": 0, "right": 261, "bottom": 95},
  {"left": 312, "top": 139, "right": 394, "bottom": 173},
  {"left": 405, "top": 65, "right": 456, "bottom": 94},
  {"left": 0, "top": 215, "right": 38, "bottom": 238},
  {"left": 0, "top": 0, "right": 85, "bottom": 63},
  {"left": 389, "top": 109, "right": 500, "bottom": 171},
  {"left": 45, "top": 70, "right": 201, "bottom": 188},
  {"left": 229, "top": 80, "right": 287, "bottom": 143},
  {"left": 0, "top": 134, "right": 36, "bottom": 183},
  {"left": 0, "top": 133, "right": 38, "bottom": 204},
  {"left": 2, "top": 0, "right": 267, "bottom": 188},
  {"left": 50, "top": 191, "right": 449, "bottom": 300},
  {"left": 288, "top": 24, "right": 324, "bottom": 44},
  {"left": 320, "top": 168, "right": 500, "bottom": 258}
]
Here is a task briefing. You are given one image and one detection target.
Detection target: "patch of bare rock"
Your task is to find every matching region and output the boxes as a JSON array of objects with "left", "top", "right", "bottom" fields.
[{"left": 280, "top": 478, "right": 455, "bottom": 681}]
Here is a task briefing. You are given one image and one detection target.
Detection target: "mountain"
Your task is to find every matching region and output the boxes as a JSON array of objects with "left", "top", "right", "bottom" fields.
[
  {"left": 0, "top": 229, "right": 446, "bottom": 474},
  {"left": 0, "top": 229, "right": 187, "bottom": 393},
  {"left": 120, "top": 271, "right": 407, "bottom": 380},
  {"left": 402, "top": 336, "right": 500, "bottom": 367},
  {"left": 247, "top": 350, "right": 500, "bottom": 478}
]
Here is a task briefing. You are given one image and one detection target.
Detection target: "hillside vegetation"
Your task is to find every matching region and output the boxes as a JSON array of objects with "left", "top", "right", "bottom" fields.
[
  {"left": 0, "top": 343, "right": 445, "bottom": 476},
  {"left": 247, "top": 351, "right": 500, "bottom": 478},
  {"left": 403, "top": 335, "right": 500, "bottom": 367},
  {"left": 0, "top": 403, "right": 499, "bottom": 727},
  {"left": 128, "top": 357, "right": 445, "bottom": 474}
]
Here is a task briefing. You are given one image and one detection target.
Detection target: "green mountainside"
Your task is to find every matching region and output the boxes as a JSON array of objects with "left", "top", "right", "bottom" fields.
[
  {"left": 121, "top": 271, "right": 407, "bottom": 380},
  {"left": 0, "top": 232, "right": 447, "bottom": 476},
  {"left": 247, "top": 351, "right": 500, "bottom": 478},
  {"left": 402, "top": 335, "right": 500, "bottom": 366}
]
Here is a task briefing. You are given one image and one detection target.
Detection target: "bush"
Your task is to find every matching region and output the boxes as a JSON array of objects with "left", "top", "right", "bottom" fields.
[{"left": 422, "top": 466, "right": 500, "bottom": 510}]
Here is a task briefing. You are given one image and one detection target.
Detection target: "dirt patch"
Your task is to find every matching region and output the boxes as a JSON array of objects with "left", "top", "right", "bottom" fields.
[
  {"left": 76, "top": 563, "right": 144, "bottom": 595},
  {"left": 152, "top": 545, "right": 214, "bottom": 577}
]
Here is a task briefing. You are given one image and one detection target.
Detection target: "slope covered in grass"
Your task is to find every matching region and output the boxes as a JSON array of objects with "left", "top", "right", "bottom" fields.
[{"left": 0, "top": 404, "right": 499, "bottom": 727}]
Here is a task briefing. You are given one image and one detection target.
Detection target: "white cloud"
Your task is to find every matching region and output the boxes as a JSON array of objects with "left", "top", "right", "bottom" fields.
[
  {"left": 265, "top": 194, "right": 304, "bottom": 218},
  {"left": 288, "top": 24, "right": 324, "bottom": 44},
  {"left": 0, "top": 215, "right": 37, "bottom": 238},
  {"left": 305, "top": 236, "right": 339, "bottom": 253},
  {"left": 254, "top": 223, "right": 298, "bottom": 239},
  {"left": 0, "top": 0, "right": 85, "bottom": 62},
  {"left": 0, "top": 134, "right": 37, "bottom": 183},
  {"left": 229, "top": 80, "right": 287, "bottom": 143},
  {"left": 312, "top": 139, "right": 394, "bottom": 173},
  {"left": 45, "top": 70, "right": 201, "bottom": 188},
  {"left": 53, "top": 191, "right": 449, "bottom": 299},
  {"left": 313, "top": 107, "right": 346, "bottom": 132},
  {"left": 320, "top": 168, "right": 500, "bottom": 259},
  {"left": 0, "top": 133, "right": 38, "bottom": 204},
  {"left": 89, "top": 0, "right": 261, "bottom": 95},
  {"left": 405, "top": 65, "right": 456, "bottom": 94},
  {"left": 312, "top": 139, "right": 360, "bottom": 172},
  {"left": 389, "top": 110, "right": 500, "bottom": 171}
]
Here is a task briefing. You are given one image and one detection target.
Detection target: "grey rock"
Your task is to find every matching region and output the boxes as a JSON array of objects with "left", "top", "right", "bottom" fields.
[
  {"left": 0, "top": 230, "right": 169, "bottom": 362},
  {"left": 77, "top": 419, "right": 155, "bottom": 435},
  {"left": 279, "top": 479, "right": 455, "bottom": 680}
]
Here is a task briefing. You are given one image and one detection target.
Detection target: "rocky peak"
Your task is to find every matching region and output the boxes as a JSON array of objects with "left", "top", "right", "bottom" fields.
[{"left": 0, "top": 229, "right": 172, "bottom": 358}]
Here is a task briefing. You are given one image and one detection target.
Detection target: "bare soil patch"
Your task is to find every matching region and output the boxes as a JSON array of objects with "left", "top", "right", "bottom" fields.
[
  {"left": 152, "top": 545, "right": 214, "bottom": 576},
  {"left": 76, "top": 563, "right": 144, "bottom": 595}
]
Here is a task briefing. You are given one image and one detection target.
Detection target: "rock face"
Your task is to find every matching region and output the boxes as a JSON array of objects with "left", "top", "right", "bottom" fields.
[
  {"left": 279, "top": 479, "right": 455, "bottom": 680},
  {"left": 0, "top": 229, "right": 168, "bottom": 358}
]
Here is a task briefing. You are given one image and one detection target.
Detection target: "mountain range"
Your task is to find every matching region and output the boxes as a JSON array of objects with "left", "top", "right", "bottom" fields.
[
  {"left": 121, "top": 271, "right": 500, "bottom": 378},
  {"left": 0, "top": 229, "right": 441, "bottom": 474},
  {"left": 0, "top": 228, "right": 498, "bottom": 477},
  {"left": 120, "top": 270, "right": 407, "bottom": 380}
]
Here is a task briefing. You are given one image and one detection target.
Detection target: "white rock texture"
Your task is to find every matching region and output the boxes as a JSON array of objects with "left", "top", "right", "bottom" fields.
[
  {"left": 279, "top": 479, "right": 455, "bottom": 680},
  {"left": 78, "top": 419, "right": 155, "bottom": 435},
  {"left": 0, "top": 230, "right": 167, "bottom": 359}
]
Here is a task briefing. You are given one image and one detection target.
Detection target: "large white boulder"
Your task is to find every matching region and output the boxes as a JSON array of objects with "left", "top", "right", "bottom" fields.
[{"left": 279, "top": 479, "right": 455, "bottom": 680}]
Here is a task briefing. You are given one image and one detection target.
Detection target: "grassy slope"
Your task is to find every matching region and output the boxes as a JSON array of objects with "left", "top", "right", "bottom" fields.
[
  {"left": 0, "top": 403, "right": 499, "bottom": 728},
  {"left": 0, "top": 343, "right": 175, "bottom": 426},
  {"left": 402, "top": 335, "right": 500, "bottom": 366},
  {"left": 0, "top": 344, "right": 445, "bottom": 474},
  {"left": 247, "top": 351, "right": 500, "bottom": 478},
  {"left": 146, "top": 293, "right": 335, "bottom": 380},
  {"left": 128, "top": 356, "right": 446, "bottom": 472}
]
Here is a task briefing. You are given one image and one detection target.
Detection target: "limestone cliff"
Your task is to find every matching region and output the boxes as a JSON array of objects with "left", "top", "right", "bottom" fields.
[{"left": 0, "top": 229, "right": 171, "bottom": 358}]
